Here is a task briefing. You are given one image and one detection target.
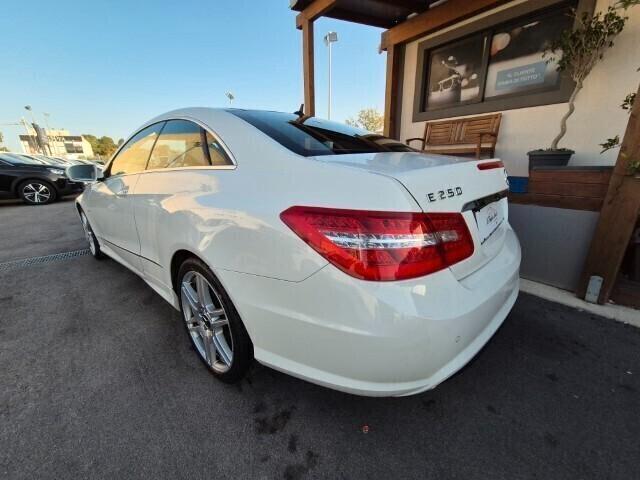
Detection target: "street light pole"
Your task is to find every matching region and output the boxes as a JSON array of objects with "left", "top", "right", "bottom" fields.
[{"left": 324, "top": 31, "right": 338, "bottom": 120}]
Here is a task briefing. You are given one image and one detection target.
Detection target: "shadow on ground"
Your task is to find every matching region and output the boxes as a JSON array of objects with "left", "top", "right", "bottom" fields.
[{"left": 1, "top": 252, "right": 639, "bottom": 479}]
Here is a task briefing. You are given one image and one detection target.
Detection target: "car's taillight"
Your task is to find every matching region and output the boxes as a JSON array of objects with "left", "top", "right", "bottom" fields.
[
  {"left": 477, "top": 160, "right": 504, "bottom": 170},
  {"left": 280, "top": 206, "right": 474, "bottom": 281}
]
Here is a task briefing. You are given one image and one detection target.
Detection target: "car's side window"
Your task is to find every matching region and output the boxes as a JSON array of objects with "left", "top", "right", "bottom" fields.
[
  {"left": 147, "top": 120, "right": 209, "bottom": 170},
  {"left": 206, "top": 131, "right": 233, "bottom": 166},
  {"left": 109, "top": 123, "right": 164, "bottom": 177}
]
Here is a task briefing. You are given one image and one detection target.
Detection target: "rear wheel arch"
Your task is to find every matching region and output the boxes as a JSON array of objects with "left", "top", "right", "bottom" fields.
[
  {"left": 170, "top": 250, "right": 254, "bottom": 341},
  {"left": 171, "top": 249, "right": 205, "bottom": 294}
]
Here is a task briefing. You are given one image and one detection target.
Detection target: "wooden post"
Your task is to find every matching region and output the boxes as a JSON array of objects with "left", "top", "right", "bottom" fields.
[
  {"left": 578, "top": 83, "right": 640, "bottom": 303},
  {"left": 383, "top": 43, "right": 401, "bottom": 139},
  {"left": 302, "top": 18, "right": 315, "bottom": 117}
]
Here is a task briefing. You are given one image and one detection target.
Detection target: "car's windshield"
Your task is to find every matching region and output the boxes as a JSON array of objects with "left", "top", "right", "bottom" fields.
[{"left": 227, "top": 109, "right": 414, "bottom": 157}]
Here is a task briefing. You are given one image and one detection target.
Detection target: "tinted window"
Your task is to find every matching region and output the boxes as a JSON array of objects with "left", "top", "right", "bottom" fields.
[
  {"left": 228, "top": 110, "right": 413, "bottom": 157},
  {"left": 205, "top": 131, "right": 233, "bottom": 166},
  {"left": 147, "top": 120, "right": 210, "bottom": 170},
  {"left": 109, "top": 123, "right": 164, "bottom": 176}
]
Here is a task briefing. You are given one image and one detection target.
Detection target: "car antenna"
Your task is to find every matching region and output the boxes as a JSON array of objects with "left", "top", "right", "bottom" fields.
[{"left": 294, "top": 103, "right": 305, "bottom": 117}]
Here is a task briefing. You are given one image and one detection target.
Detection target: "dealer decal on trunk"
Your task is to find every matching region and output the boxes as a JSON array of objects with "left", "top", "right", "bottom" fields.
[{"left": 426, "top": 187, "right": 463, "bottom": 203}]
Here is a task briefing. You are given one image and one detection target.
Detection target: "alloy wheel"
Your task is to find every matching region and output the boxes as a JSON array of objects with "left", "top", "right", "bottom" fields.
[
  {"left": 80, "top": 212, "right": 96, "bottom": 255},
  {"left": 180, "top": 271, "right": 233, "bottom": 373},
  {"left": 23, "top": 182, "right": 51, "bottom": 204}
]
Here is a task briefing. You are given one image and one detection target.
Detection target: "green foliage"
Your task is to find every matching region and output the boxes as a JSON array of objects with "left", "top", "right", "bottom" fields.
[
  {"left": 82, "top": 134, "right": 118, "bottom": 158},
  {"left": 628, "top": 160, "right": 640, "bottom": 175},
  {"left": 543, "top": 1, "right": 637, "bottom": 149},
  {"left": 621, "top": 92, "right": 636, "bottom": 111},
  {"left": 345, "top": 108, "right": 384, "bottom": 133},
  {"left": 544, "top": 6, "right": 627, "bottom": 84},
  {"left": 600, "top": 135, "right": 620, "bottom": 153}
]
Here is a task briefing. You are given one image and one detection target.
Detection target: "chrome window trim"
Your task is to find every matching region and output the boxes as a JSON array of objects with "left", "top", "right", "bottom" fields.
[{"left": 104, "top": 116, "right": 237, "bottom": 179}]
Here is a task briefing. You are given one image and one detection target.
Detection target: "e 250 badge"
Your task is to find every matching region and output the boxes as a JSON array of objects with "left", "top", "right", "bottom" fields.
[{"left": 426, "top": 186, "right": 463, "bottom": 203}]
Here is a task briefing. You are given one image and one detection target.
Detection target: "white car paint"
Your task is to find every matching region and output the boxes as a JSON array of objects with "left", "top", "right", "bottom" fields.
[{"left": 75, "top": 108, "right": 521, "bottom": 397}]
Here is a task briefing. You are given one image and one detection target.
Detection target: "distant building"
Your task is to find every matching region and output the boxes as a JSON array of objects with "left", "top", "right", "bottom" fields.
[{"left": 19, "top": 127, "right": 94, "bottom": 159}]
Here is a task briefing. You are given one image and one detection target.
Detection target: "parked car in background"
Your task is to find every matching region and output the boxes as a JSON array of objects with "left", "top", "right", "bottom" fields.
[
  {"left": 68, "top": 108, "right": 520, "bottom": 396},
  {"left": 0, "top": 153, "right": 84, "bottom": 205}
]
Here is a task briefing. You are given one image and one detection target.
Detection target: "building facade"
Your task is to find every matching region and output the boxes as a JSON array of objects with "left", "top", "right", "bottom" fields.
[
  {"left": 397, "top": 0, "right": 640, "bottom": 176},
  {"left": 19, "top": 127, "right": 94, "bottom": 160}
]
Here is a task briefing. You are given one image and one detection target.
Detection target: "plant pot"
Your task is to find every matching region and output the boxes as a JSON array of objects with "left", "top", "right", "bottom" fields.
[{"left": 527, "top": 149, "right": 574, "bottom": 169}]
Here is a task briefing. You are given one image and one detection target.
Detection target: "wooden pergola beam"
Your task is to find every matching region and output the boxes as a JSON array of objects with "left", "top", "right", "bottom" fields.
[
  {"left": 383, "top": 43, "right": 402, "bottom": 139},
  {"left": 296, "top": 0, "right": 338, "bottom": 29},
  {"left": 380, "top": 0, "right": 508, "bottom": 50},
  {"left": 296, "top": 1, "right": 339, "bottom": 117},
  {"left": 578, "top": 83, "right": 640, "bottom": 303},
  {"left": 301, "top": 18, "right": 315, "bottom": 117}
]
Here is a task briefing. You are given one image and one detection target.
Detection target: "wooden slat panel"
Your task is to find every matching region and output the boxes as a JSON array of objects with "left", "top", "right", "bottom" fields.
[
  {"left": 424, "top": 113, "right": 501, "bottom": 146},
  {"left": 610, "top": 277, "right": 640, "bottom": 309},
  {"left": 424, "top": 146, "right": 494, "bottom": 155},
  {"left": 528, "top": 182, "right": 609, "bottom": 198},
  {"left": 530, "top": 169, "right": 612, "bottom": 185}
]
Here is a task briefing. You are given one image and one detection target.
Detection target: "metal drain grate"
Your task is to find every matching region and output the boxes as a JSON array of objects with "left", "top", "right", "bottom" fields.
[{"left": 0, "top": 249, "right": 90, "bottom": 272}]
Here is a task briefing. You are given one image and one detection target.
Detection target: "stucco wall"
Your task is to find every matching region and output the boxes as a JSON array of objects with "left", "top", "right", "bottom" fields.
[{"left": 399, "top": 0, "right": 640, "bottom": 176}]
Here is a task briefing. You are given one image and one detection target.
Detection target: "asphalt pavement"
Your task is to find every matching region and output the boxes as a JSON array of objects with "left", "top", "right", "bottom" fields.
[{"left": 1, "top": 199, "right": 639, "bottom": 479}]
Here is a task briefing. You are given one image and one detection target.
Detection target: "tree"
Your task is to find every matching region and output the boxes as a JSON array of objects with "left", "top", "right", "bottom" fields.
[
  {"left": 345, "top": 108, "right": 384, "bottom": 133},
  {"left": 82, "top": 134, "right": 118, "bottom": 158},
  {"left": 544, "top": 1, "right": 639, "bottom": 150}
]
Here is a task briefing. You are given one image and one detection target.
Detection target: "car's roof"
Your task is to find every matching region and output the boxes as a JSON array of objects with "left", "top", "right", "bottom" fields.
[{"left": 144, "top": 107, "right": 304, "bottom": 129}]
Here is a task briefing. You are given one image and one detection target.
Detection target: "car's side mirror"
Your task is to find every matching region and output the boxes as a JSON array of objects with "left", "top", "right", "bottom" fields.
[{"left": 66, "top": 164, "right": 102, "bottom": 182}]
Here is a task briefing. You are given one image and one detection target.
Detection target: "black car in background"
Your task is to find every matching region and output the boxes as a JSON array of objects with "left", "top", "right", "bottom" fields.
[{"left": 0, "top": 153, "right": 84, "bottom": 205}]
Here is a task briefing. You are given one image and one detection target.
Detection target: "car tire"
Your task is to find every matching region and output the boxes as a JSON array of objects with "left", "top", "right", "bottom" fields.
[
  {"left": 80, "top": 210, "right": 105, "bottom": 259},
  {"left": 18, "top": 180, "right": 57, "bottom": 205},
  {"left": 177, "top": 257, "right": 253, "bottom": 383}
]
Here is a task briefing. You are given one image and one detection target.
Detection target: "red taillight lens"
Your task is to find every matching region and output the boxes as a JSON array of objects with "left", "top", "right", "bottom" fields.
[
  {"left": 477, "top": 160, "right": 504, "bottom": 170},
  {"left": 280, "top": 206, "right": 474, "bottom": 281}
]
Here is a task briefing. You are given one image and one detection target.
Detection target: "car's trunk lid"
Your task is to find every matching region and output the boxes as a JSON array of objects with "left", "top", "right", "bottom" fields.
[{"left": 314, "top": 152, "right": 510, "bottom": 279}]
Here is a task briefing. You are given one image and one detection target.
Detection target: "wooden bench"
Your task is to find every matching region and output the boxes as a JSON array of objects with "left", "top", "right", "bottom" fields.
[{"left": 406, "top": 113, "right": 502, "bottom": 159}]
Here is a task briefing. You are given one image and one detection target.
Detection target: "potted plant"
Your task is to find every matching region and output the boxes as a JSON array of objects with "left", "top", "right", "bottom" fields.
[{"left": 528, "top": 1, "right": 636, "bottom": 169}]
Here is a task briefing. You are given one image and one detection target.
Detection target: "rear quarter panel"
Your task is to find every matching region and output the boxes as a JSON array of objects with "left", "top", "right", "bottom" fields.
[{"left": 132, "top": 121, "right": 421, "bottom": 287}]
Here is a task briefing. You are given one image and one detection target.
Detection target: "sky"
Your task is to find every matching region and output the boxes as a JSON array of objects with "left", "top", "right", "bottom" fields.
[{"left": 1, "top": 0, "right": 387, "bottom": 152}]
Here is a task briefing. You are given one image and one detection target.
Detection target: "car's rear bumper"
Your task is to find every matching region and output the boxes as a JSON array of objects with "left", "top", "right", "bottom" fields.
[{"left": 218, "top": 225, "right": 521, "bottom": 397}]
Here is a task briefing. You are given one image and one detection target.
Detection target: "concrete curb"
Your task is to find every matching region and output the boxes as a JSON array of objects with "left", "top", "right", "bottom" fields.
[{"left": 520, "top": 278, "right": 640, "bottom": 328}]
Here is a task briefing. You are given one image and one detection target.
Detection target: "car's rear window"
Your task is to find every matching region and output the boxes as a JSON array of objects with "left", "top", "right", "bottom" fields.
[{"left": 227, "top": 109, "right": 413, "bottom": 157}]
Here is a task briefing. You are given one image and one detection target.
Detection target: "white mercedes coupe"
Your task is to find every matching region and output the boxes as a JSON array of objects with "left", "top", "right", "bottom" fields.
[{"left": 67, "top": 108, "right": 521, "bottom": 397}]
